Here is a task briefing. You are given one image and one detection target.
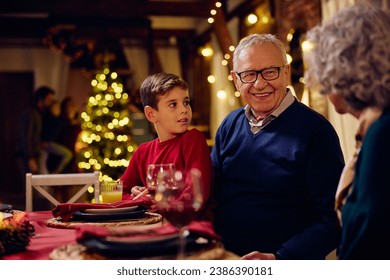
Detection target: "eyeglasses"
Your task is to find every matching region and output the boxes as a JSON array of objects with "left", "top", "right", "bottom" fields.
[{"left": 236, "top": 66, "right": 286, "bottom": 84}]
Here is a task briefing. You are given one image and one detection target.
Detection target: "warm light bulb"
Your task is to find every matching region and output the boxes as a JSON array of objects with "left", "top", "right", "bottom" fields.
[
  {"left": 217, "top": 90, "right": 227, "bottom": 100},
  {"left": 201, "top": 47, "right": 213, "bottom": 57},
  {"left": 287, "top": 54, "right": 293, "bottom": 64},
  {"left": 301, "top": 40, "right": 313, "bottom": 53},
  {"left": 207, "top": 75, "right": 216, "bottom": 84},
  {"left": 246, "top": 14, "right": 258, "bottom": 25}
]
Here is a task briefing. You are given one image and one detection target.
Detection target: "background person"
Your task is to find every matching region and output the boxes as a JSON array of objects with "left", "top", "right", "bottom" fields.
[
  {"left": 305, "top": 4, "right": 390, "bottom": 259},
  {"left": 40, "top": 99, "right": 73, "bottom": 174},
  {"left": 15, "top": 86, "right": 55, "bottom": 175},
  {"left": 57, "top": 96, "right": 82, "bottom": 173},
  {"left": 211, "top": 34, "right": 344, "bottom": 259}
]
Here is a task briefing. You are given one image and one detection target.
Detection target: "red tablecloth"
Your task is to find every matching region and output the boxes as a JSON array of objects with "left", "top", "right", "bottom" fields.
[{"left": 3, "top": 211, "right": 76, "bottom": 260}]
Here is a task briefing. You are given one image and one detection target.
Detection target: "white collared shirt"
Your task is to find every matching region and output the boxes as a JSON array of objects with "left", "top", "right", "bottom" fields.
[{"left": 244, "top": 89, "right": 295, "bottom": 134}]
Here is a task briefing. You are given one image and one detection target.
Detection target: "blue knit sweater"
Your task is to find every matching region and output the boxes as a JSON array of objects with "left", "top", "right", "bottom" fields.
[{"left": 211, "top": 99, "right": 344, "bottom": 259}]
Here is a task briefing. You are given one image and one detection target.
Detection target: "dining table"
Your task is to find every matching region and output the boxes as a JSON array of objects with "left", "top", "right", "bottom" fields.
[{"left": 1, "top": 210, "right": 239, "bottom": 260}]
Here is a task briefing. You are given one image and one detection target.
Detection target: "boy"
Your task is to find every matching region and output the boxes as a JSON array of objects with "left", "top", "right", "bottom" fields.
[{"left": 120, "top": 73, "right": 212, "bottom": 208}]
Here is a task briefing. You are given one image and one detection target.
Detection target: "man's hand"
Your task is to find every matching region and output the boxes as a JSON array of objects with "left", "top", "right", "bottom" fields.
[{"left": 241, "top": 251, "right": 276, "bottom": 260}]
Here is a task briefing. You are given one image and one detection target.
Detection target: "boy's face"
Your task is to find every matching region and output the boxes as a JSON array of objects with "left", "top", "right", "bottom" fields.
[{"left": 147, "top": 87, "right": 192, "bottom": 142}]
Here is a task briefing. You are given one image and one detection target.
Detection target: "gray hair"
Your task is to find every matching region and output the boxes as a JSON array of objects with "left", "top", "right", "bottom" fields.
[
  {"left": 305, "top": 4, "right": 390, "bottom": 110},
  {"left": 233, "top": 33, "right": 288, "bottom": 72}
]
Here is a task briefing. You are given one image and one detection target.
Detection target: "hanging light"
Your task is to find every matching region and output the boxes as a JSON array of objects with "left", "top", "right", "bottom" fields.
[{"left": 246, "top": 13, "right": 258, "bottom": 25}]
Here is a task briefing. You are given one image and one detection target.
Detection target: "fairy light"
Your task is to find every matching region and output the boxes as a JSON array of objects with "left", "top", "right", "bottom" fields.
[
  {"left": 217, "top": 90, "right": 227, "bottom": 100},
  {"left": 246, "top": 13, "right": 258, "bottom": 25},
  {"left": 201, "top": 47, "right": 213, "bottom": 57},
  {"left": 207, "top": 75, "right": 216, "bottom": 84}
]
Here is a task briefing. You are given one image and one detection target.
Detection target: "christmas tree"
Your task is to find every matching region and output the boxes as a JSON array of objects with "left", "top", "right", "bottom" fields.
[{"left": 77, "top": 64, "right": 138, "bottom": 182}]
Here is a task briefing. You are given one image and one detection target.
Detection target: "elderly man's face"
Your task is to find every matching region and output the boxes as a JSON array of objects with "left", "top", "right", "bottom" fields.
[{"left": 232, "top": 44, "right": 289, "bottom": 120}]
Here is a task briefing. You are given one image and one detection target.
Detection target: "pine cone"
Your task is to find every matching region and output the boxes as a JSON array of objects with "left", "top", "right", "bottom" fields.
[{"left": 0, "top": 220, "right": 35, "bottom": 256}]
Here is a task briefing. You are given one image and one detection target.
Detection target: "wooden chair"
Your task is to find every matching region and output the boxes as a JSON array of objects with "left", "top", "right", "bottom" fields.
[{"left": 25, "top": 171, "right": 100, "bottom": 211}]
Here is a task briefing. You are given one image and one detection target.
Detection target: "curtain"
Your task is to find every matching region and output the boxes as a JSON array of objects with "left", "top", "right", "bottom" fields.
[
  {"left": 123, "top": 45, "right": 182, "bottom": 89},
  {"left": 122, "top": 47, "right": 150, "bottom": 89}
]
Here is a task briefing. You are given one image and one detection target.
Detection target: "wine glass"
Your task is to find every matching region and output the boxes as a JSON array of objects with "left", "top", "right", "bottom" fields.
[
  {"left": 154, "top": 168, "right": 203, "bottom": 259},
  {"left": 146, "top": 163, "right": 176, "bottom": 198}
]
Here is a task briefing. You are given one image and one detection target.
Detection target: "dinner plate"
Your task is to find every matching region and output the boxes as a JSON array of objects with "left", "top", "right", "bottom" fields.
[
  {"left": 0, "top": 203, "right": 12, "bottom": 212},
  {"left": 80, "top": 232, "right": 212, "bottom": 258},
  {"left": 72, "top": 206, "right": 147, "bottom": 222},
  {"left": 83, "top": 206, "right": 138, "bottom": 214}
]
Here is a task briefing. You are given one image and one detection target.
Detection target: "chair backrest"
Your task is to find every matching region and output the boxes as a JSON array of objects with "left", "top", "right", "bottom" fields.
[{"left": 25, "top": 171, "right": 100, "bottom": 211}]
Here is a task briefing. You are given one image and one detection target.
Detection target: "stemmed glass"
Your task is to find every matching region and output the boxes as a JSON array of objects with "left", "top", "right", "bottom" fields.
[
  {"left": 154, "top": 167, "right": 203, "bottom": 259},
  {"left": 146, "top": 163, "right": 176, "bottom": 198}
]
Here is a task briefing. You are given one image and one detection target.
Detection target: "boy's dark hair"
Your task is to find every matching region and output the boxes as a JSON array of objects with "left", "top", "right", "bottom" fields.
[
  {"left": 139, "top": 73, "right": 188, "bottom": 110},
  {"left": 33, "top": 86, "right": 55, "bottom": 106}
]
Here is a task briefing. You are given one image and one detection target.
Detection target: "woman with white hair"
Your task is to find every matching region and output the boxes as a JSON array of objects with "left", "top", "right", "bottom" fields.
[{"left": 306, "top": 4, "right": 390, "bottom": 259}]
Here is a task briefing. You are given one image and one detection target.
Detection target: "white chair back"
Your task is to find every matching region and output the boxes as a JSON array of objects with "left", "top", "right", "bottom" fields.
[{"left": 25, "top": 171, "right": 100, "bottom": 211}]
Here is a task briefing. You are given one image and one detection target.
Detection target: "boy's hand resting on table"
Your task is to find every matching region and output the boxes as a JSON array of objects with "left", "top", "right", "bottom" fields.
[
  {"left": 131, "top": 186, "right": 147, "bottom": 197},
  {"left": 131, "top": 186, "right": 157, "bottom": 212}
]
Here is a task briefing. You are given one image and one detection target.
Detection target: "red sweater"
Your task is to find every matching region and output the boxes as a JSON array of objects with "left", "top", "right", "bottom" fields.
[{"left": 120, "top": 129, "right": 212, "bottom": 203}]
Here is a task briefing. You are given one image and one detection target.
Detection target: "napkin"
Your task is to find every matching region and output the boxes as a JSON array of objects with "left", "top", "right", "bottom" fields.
[
  {"left": 76, "top": 220, "right": 221, "bottom": 242},
  {"left": 52, "top": 196, "right": 153, "bottom": 222}
]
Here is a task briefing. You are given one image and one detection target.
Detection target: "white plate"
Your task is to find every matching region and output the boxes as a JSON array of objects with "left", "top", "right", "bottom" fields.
[
  {"left": 83, "top": 206, "right": 138, "bottom": 214},
  {"left": 0, "top": 212, "right": 13, "bottom": 219}
]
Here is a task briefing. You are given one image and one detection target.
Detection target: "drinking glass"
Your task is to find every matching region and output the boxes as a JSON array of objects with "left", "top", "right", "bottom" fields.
[
  {"left": 100, "top": 179, "right": 123, "bottom": 203},
  {"left": 154, "top": 168, "right": 203, "bottom": 259},
  {"left": 146, "top": 163, "right": 176, "bottom": 198}
]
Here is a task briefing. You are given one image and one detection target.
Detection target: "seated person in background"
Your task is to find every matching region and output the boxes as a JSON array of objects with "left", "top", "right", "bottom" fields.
[
  {"left": 120, "top": 73, "right": 212, "bottom": 213},
  {"left": 305, "top": 4, "right": 390, "bottom": 260},
  {"left": 57, "top": 96, "right": 82, "bottom": 173},
  {"left": 210, "top": 33, "right": 344, "bottom": 259},
  {"left": 40, "top": 99, "right": 73, "bottom": 174},
  {"left": 15, "top": 86, "right": 55, "bottom": 175}
]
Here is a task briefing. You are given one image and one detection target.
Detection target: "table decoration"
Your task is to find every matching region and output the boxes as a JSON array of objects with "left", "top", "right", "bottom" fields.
[{"left": 0, "top": 212, "right": 35, "bottom": 257}]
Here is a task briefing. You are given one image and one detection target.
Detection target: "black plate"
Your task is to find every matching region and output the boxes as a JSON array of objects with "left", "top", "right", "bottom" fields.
[
  {"left": 0, "top": 203, "right": 13, "bottom": 212},
  {"left": 72, "top": 206, "right": 147, "bottom": 222},
  {"left": 80, "top": 232, "right": 212, "bottom": 258}
]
